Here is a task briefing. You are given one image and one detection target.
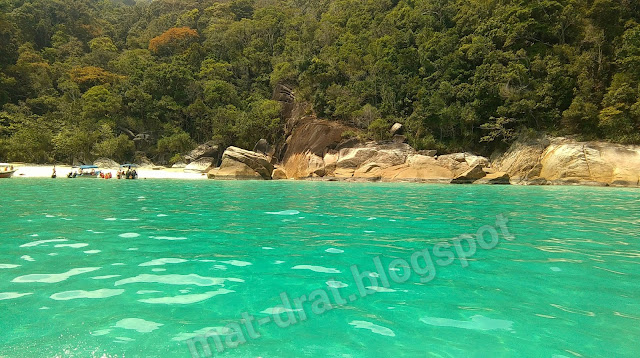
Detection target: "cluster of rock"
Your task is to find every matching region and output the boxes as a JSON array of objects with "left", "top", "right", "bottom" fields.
[
  {"left": 207, "top": 146, "right": 274, "bottom": 180},
  {"left": 173, "top": 141, "right": 222, "bottom": 172},
  {"left": 93, "top": 154, "right": 156, "bottom": 169},
  {"left": 272, "top": 119, "right": 507, "bottom": 183},
  {"left": 203, "top": 119, "right": 640, "bottom": 187},
  {"left": 205, "top": 120, "right": 509, "bottom": 184}
]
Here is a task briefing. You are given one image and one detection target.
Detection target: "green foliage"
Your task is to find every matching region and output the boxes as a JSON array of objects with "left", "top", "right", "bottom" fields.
[
  {"left": 93, "top": 125, "right": 135, "bottom": 163},
  {"left": 234, "top": 99, "right": 282, "bottom": 149},
  {"left": 2, "top": 0, "right": 640, "bottom": 165},
  {"left": 81, "top": 85, "right": 121, "bottom": 119},
  {"left": 341, "top": 130, "right": 359, "bottom": 141},
  {"left": 156, "top": 129, "right": 196, "bottom": 159},
  {"left": 367, "top": 118, "right": 391, "bottom": 141},
  {"left": 169, "top": 153, "right": 185, "bottom": 166},
  {"left": 52, "top": 127, "right": 98, "bottom": 164}
]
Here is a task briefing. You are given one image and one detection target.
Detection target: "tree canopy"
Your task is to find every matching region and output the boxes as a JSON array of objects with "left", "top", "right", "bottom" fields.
[{"left": 1, "top": 0, "right": 639, "bottom": 163}]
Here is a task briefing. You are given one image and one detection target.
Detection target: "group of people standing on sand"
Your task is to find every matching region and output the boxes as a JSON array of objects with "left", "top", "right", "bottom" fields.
[
  {"left": 117, "top": 167, "right": 138, "bottom": 180},
  {"left": 54, "top": 166, "right": 138, "bottom": 179},
  {"left": 64, "top": 167, "right": 96, "bottom": 178}
]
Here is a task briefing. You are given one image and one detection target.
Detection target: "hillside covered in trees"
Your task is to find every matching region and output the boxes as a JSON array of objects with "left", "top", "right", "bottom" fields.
[{"left": 1, "top": 0, "right": 639, "bottom": 164}]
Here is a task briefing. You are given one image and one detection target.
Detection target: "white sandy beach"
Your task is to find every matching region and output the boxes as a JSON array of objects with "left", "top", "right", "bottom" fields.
[{"left": 6, "top": 164, "right": 208, "bottom": 180}]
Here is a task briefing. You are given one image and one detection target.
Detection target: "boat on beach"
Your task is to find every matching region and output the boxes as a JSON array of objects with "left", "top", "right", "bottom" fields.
[
  {"left": 0, "top": 163, "right": 17, "bottom": 178},
  {"left": 67, "top": 165, "right": 101, "bottom": 178}
]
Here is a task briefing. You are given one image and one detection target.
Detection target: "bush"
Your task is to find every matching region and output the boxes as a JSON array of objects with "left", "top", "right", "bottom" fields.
[
  {"left": 367, "top": 118, "right": 391, "bottom": 141},
  {"left": 169, "top": 154, "right": 184, "bottom": 165},
  {"left": 341, "top": 130, "right": 359, "bottom": 140},
  {"left": 93, "top": 134, "right": 135, "bottom": 163},
  {"left": 7, "top": 128, "right": 53, "bottom": 163},
  {"left": 156, "top": 131, "right": 195, "bottom": 157}
]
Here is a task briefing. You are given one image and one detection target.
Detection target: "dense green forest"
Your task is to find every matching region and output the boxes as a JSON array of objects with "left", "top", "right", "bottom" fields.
[{"left": 1, "top": 0, "right": 639, "bottom": 164}]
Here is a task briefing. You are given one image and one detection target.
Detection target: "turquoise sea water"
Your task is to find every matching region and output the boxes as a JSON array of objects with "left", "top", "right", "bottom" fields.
[{"left": 0, "top": 179, "right": 639, "bottom": 358}]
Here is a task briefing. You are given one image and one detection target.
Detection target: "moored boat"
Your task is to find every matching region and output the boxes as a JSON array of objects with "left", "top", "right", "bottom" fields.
[{"left": 0, "top": 163, "right": 17, "bottom": 178}]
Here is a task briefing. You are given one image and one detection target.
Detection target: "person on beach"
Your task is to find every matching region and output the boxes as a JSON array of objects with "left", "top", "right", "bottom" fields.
[{"left": 52, "top": 166, "right": 56, "bottom": 178}]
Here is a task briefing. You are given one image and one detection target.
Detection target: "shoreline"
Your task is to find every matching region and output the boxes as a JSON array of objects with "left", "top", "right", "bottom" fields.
[
  {"left": 4, "top": 163, "right": 638, "bottom": 188},
  {"left": 5, "top": 164, "right": 208, "bottom": 180}
]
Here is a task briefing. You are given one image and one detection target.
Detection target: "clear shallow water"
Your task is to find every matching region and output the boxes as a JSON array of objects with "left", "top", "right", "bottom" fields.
[{"left": 0, "top": 179, "right": 639, "bottom": 358}]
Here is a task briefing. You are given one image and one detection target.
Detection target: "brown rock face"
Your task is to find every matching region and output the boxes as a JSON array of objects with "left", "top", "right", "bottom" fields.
[
  {"left": 278, "top": 118, "right": 491, "bottom": 183},
  {"left": 281, "top": 119, "right": 351, "bottom": 178},
  {"left": 208, "top": 146, "right": 274, "bottom": 180},
  {"left": 451, "top": 165, "right": 487, "bottom": 184},
  {"left": 272, "top": 167, "right": 288, "bottom": 180},
  {"left": 492, "top": 137, "right": 549, "bottom": 181},
  {"left": 380, "top": 164, "right": 454, "bottom": 182},
  {"left": 474, "top": 172, "right": 511, "bottom": 185}
]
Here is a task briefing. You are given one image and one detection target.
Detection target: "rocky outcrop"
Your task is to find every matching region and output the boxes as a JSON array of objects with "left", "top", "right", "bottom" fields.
[
  {"left": 185, "top": 141, "right": 221, "bottom": 165},
  {"left": 94, "top": 157, "right": 120, "bottom": 169},
  {"left": 276, "top": 118, "right": 492, "bottom": 182},
  {"left": 451, "top": 165, "right": 486, "bottom": 184},
  {"left": 208, "top": 147, "right": 274, "bottom": 180},
  {"left": 475, "top": 172, "right": 511, "bottom": 185},
  {"left": 345, "top": 142, "right": 415, "bottom": 178},
  {"left": 253, "top": 139, "right": 273, "bottom": 156},
  {"left": 378, "top": 155, "right": 454, "bottom": 182},
  {"left": 272, "top": 167, "right": 288, "bottom": 180},
  {"left": 493, "top": 136, "right": 640, "bottom": 186},
  {"left": 134, "top": 152, "right": 154, "bottom": 168},
  {"left": 205, "top": 124, "right": 639, "bottom": 186},
  {"left": 281, "top": 118, "right": 352, "bottom": 178},
  {"left": 492, "top": 137, "right": 549, "bottom": 181}
]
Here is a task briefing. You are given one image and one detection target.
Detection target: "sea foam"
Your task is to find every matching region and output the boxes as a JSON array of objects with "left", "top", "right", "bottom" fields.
[
  {"left": 50, "top": 289, "right": 125, "bottom": 301},
  {"left": 138, "top": 289, "right": 234, "bottom": 304}
]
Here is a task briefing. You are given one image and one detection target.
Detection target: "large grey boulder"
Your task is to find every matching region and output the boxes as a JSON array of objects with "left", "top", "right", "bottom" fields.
[
  {"left": 185, "top": 141, "right": 221, "bottom": 165},
  {"left": 208, "top": 146, "right": 274, "bottom": 180},
  {"left": 253, "top": 139, "right": 271, "bottom": 156},
  {"left": 390, "top": 122, "right": 404, "bottom": 136},
  {"left": 93, "top": 158, "right": 120, "bottom": 169}
]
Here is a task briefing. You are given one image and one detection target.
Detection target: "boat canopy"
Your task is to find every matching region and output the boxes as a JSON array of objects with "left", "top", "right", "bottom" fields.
[
  {"left": 75, "top": 165, "right": 99, "bottom": 169},
  {"left": 120, "top": 164, "right": 138, "bottom": 168}
]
